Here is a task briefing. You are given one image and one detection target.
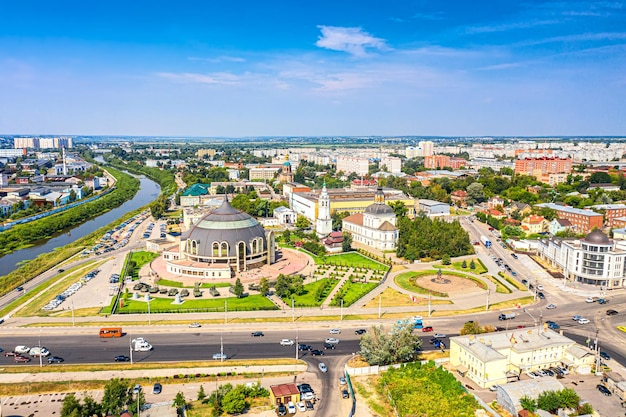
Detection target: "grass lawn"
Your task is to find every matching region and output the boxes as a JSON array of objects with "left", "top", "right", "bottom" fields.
[
  {"left": 395, "top": 271, "right": 448, "bottom": 297},
  {"left": 127, "top": 251, "right": 159, "bottom": 279},
  {"left": 281, "top": 278, "right": 339, "bottom": 307},
  {"left": 155, "top": 278, "right": 231, "bottom": 288},
  {"left": 117, "top": 294, "right": 278, "bottom": 313},
  {"left": 331, "top": 281, "right": 379, "bottom": 306},
  {"left": 361, "top": 287, "right": 453, "bottom": 307},
  {"left": 305, "top": 251, "right": 389, "bottom": 271},
  {"left": 433, "top": 258, "right": 488, "bottom": 274},
  {"left": 486, "top": 275, "right": 512, "bottom": 294}
]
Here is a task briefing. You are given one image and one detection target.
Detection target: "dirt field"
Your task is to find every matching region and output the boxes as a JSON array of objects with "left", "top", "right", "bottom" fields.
[{"left": 414, "top": 274, "right": 481, "bottom": 295}]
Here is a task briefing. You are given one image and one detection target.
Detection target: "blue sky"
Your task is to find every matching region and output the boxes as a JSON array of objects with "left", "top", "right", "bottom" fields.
[{"left": 0, "top": 1, "right": 625, "bottom": 137}]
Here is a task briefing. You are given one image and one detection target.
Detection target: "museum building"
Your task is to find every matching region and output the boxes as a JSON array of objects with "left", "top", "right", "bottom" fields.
[{"left": 162, "top": 198, "right": 276, "bottom": 279}]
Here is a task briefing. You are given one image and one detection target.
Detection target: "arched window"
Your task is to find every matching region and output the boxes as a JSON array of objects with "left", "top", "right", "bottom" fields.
[
  {"left": 220, "top": 242, "right": 229, "bottom": 257},
  {"left": 190, "top": 240, "right": 198, "bottom": 255},
  {"left": 212, "top": 242, "right": 219, "bottom": 257}
]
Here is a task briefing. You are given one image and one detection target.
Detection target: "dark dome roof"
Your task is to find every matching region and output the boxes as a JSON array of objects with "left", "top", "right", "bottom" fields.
[
  {"left": 584, "top": 229, "right": 611, "bottom": 245},
  {"left": 182, "top": 199, "right": 266, "bottom": 257},
  {"left": 364, "top": 202, "right": 394, "bottom": 215}
]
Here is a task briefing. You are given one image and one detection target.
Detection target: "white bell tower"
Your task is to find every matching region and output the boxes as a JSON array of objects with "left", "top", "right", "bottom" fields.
[{"left": 316, "top": 182, "right": 332, "bottom": 237}]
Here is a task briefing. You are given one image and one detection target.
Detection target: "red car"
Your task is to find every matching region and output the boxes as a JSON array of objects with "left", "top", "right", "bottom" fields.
[
  {"left": 422, "top": 326, "right": 434, "bottom": 332},
  {"left": 14, "top": 355, "right": 31, "bottom": 363},
  {"left": 4, "top": 351, "right": 17, "bottom": 357}
]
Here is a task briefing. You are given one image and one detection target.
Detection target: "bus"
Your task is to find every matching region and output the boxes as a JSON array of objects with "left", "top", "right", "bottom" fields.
[{"left": 99, "top": 327, "right": 123, "bottom": 338}]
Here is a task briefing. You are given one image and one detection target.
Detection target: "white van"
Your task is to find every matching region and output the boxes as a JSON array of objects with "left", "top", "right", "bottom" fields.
[
  {"left": 14, "top": 346, "right": 30, "bottom": 354},
  {"left": 134, "top": 341, "right": 152, "bottom": 352},
  {"left": 29, "top": 347, "right": 50, "bottom": 357}
]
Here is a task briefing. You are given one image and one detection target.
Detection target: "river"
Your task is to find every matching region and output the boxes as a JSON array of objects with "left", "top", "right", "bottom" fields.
[{"left": 0, "top": 175, "right": 161, "bottom": 277}]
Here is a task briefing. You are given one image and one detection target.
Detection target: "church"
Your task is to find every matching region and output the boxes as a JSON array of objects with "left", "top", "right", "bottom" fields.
[{"left": 341, "top": 187, "right": 399, "bottom": 251}]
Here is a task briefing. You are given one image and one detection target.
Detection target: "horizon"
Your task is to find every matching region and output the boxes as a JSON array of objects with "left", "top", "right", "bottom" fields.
[{"left": 1, "top": 1, "right": 625, "bottom": 137}]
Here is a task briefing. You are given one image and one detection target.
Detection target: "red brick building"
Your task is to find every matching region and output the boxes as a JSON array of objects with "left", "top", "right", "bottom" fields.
[{"left": 514, "top": 157, "right": 572, "bottom": 177}]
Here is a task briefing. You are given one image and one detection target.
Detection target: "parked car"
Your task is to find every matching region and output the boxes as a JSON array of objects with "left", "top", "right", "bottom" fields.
[
  {"left": 329, "top": 328, "right": 341, "bottom": 334},
  {"left": 342, "top": 389, "right": 350, "bottom": 399},
  {"left": 578, "top": 318, "right": 590, "bottom": 324},
  {"left": 47, "top": 356, "right": 64, "bottom": 364},
  {"left": 572, "top": 315, "right": 583, "bottom": 321},
  {"left": 585, "top": 297, "right": 596, "bottom": 303},
  {"left": 153, "top": 383, "right": 162, "bottom": 394},
  {"left": 305, "top": 400, "right": 314, "bottom": 411},
  {"left": 355, "top": 329, "right": 367, "bottom": 335},
  {"left": 537, "top": 292, "right": 545, "bottom": 299},
  {"left": 537, "top": 285, "right": 543, "bottom": 291},
  {"left": 318, "top": 363, "right": 328, "bottom": 373},
  {"left": 133, "top": 384, "right": 142, "bottom": 394},
  {"left": 525, "top": 371, "right": 538, "bottom": 379},
  {"left": 114, "top": 355, "right": 130, "bottom": 362},
  {"left": 280, "top": 339, "right": 294, "bottom": 346},
  {"left": 546, "top": 303, "right": 557, "bottom": 309},
  {"left": 325, "top": 338, "right": 340, "bottom": 344},
  {"left": 296, "top": 401, "right": 306, "bottom": 412},
  {"left": 597, "top": 384, "right": 612, "bottom": 396},
  {"left": 251, "top": 331, "right": 264, "bottom": 337},
  {"left": 287, "top": 402, "right": 296, "bottom": 414},
  {"left": 277, "top": 403, "right": 287, "bottom": 416},
  {"left": 434, "top": 334, "right": 447, "bottom": 338},
  {"left": 188, "top": 322, "right": 201, "bottom": 328},
  {"left": 607, "top": 309, "right": 619, "bottom": 316},
  {"left": 301, "top": 391, "right": 315, "bottom": 401},
  {"left": 600, "top": 351, "right": 611, "bottom": 361},
  {"left": 339, "top": 376, "right": 347, "bottom": 385},
  {"left": 489, "top": 385, "right": 499, "bottom": 392}
]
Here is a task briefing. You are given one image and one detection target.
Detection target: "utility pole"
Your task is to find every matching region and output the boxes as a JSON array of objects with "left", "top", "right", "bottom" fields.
[
  {"left": 295, "top": 327, "right": 299, "bottom": 361},
  {"left": 428, "top": 292, "right": 431, "bottom": 317},
  {"left": 130, "top": 335, "right": 133, "bottom": 365},
  {"left": 378, "top": 294, "right": 382, "bottom": 319},
  {"left": 485, "top": 289, "right": 490, "bottom": 311},
  {"left": 148, "top": 297, "right": 151, "bottom": 326},
  {"left": 220, "top": 332, "right": 224, "bottom": 363},
  {"left": 71, "top": 300, "right": 75, "bottom": 327},
  {"left": 340, "top": 299, "right": 343, "bottom": 321},
  {"left": 38, "top": 330, "right": 42, "bottom": 368},
  {"left": 224, "top": 300, "right": 227, "bottom": 324},
  {"left": 292, "top": 298, "right": 295, "bottom": 323}
]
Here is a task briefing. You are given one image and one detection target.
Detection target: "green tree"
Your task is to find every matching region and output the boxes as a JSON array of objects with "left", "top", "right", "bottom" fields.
[
  {"left": 332, "top": 211, "right": 350, "bottom": 230},
  {"left": 282, "top": 229, "right": 291, "bottom": 244},
  {"left": 342, "top": 232, "right": 352, "bottom": 252},
  {"left": 441, "top": 254, "right": 451, "bottom": 265},
  {"left": 460, "top": 321, "right": 486, "bottom": 335},
  {"left": 466, "top": 182, "right": 485, "bottom": 204},
  {"left": 519, "top": 395, "right": 537, "bottom": 412},
  {"left": 388, "top": 200, "right": 408, "bottom": 217},
  {"left": 68, "top": 189, "right": 77, "bottom": 202},
  {"left": 222, "top": 387, "right": 247, "bottom": 414},
  {"left": 82, "top": 395, "right": 101, "bottom": 417},
  {"left": 233, "top": 278, "right": 244, "bottom": 298},
  {"left": 461, "top": 260, "right": 467, "bottom": 268},
  {"left": 557, "top": 387, "right": 580, "bottom": 409},
  {"left": 358, "top": 322, "right": 422, "bottom": 366},
  {"left": 198, "top": 385, "right": 207, "bottom": 402},
  {"left": 60, "top": 393, "right": 82, "bottom": 417},
  {"left": 296, "top": 215, "right": 311, "bottom": 229},
  {"left": 101, "top": 379, "right": 132, "bottom": 416},
  {"left": 537, "top": 390, "right": 561, "bottom": 413},
  {"left": 259, "top": 277, "right": 270, "bottom": 296},
  {"left": 469, "top": 260, "right": 476, "bottom": 270},
  {"left": 173, "top": 391, "right": 187, "bottom": 415}
]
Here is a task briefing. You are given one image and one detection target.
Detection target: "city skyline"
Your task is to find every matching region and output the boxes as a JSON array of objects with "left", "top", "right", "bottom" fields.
[{"left": 1, "top": 1, "right": 625, "bottom": 137}]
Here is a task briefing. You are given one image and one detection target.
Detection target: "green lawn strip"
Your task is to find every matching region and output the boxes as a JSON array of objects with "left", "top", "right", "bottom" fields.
[
  {"left": 281, "top": 278, "right": 339, "bottom": 307},
  {"left": 395, "top": 271, "right": 447, "bottom": 297},
  {"left": 116, "top": 294, "right": 278, "bottom": 313},
  {"left": 13, "top": 259, "right": 106, "bottom": 317},
  {"left": 330, "top": 281, "right": 379, "bottom": 307},
  {"left": 155, "top": 278, "right": 231, "bottom": 288},
  {"left": 485, "top": 275, "right": 511, "bottom": 294},
  {"left": 128, "top": 251, "right": 159, "bottom": 280},
  {"left": 433, "top": 258, "right": 487, "bottom": 274},
  {"left": 301, "top": 250, "right": 388, "bottom": 271},
  {"left": 499, "top": 272, "right": 527, "bottom": 291}
]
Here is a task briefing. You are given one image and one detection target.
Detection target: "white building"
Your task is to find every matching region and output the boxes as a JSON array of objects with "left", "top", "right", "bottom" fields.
[
  {"left": 336, "top": 156, "right": 369, "bottom": 176},
  {"left": 273, "top": 206, "right": 297, "bottom": 225},
  {"left": 316, "top": 183, "right": 333, "bottom": 237},
  {"left": 380, "top": 156, "right": 402, "bottom": 174},
  {"left": 249, "top": 167, "right": 281, "bottom": 180},
  {"left": 537, "top": 230, "right": 626, "bottom": 289},
  {"left": 342, "top": 187, "right": 398, "bottom": 251},
  {"left": 419, "top": 140, "right": 434, "bottom": 157},
  {"left": 417, "top": 199, "right": 450, "bottom": 217},
  {"left": 227, "top": 169, "right": 240, "bottom": 180}
]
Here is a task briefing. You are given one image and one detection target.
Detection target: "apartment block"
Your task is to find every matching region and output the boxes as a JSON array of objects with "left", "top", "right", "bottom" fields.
[
  {"left": 592, "top": 204, "right": 626, "bottom": 228},
  {"left": 380, "top": 156, "right": 402, "bottom": 174},
  {"left": 514, "top": 157, "right": 572, "bottom": 178},
  {"left": 535, "top": 203, "right": 603, "bottom": 234},
  {"left": 336, "top": 156, "right": 369, "bottom": 176}
]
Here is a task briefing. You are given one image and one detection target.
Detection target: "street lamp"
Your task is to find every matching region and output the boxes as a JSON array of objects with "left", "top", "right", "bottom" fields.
[
  {"left": 38, "top": 330, "right": 43, "bottom": 368},
  {"left": 148, "top": 296, "right": 151, "bottom": 326}
]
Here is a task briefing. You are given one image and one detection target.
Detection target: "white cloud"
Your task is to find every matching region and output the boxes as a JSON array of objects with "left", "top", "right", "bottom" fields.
[
  {"left": 466, "top": 19, "right": 561, "bottom": 34},
  {"left": 156, "top": 72, "right": 241, "bottom": 85},
  {"left": 315, "top": 26, "right": 389, "bottom": 57}
]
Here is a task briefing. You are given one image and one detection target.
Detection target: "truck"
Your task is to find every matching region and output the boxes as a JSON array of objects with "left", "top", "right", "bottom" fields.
[
  {"left": 498, "top": 313, "right": 516, "bottom": 321},
  {"left": 132, "top": 338, "right": 153, "bottom": 352},
  {"left": 480, "top": 235, "right": 492, "bottom": 249},
  {"left": 397, "top": 315, "right": 423, "bottom": 329}
]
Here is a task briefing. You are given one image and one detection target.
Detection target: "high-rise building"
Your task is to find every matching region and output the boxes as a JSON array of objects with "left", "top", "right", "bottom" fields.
[
  {"left": 419, "top": 140, "right": 434, "bottom": 157},
  {"left": 380, "top": 156, "right": 402, "bottom": 174},
  {"left": 14, "top": 137, "right": 38, "bottom": 148},
  {"left": 336, "top": 156, "right": 369, "bottom": 176}
]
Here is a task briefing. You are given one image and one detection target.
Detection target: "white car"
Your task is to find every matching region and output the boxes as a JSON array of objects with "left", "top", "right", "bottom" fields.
[
  {"left": 546, "top": 304, "right": 557, "bottom": 309},
  {"left": 296, "top": 401, "right": 306, "bottom": 412},
  {"left": 319, "top": 363, "right": 328, "bottom": 373},
  {"left": 280, "top": 339, "right": 295, "bottom": 346},
  {"left": 212, "top": 353, "right": 227, "bottom": 360},
  {"left": 14, "top": 346, "right": 30, "bottom": 354},
  {"left": 434, "top": 334, "right": 447, "bottom": 338},
  {"left": 329, "top": 328, "right": 341, "bottom": 334},
  {"left": 578, "top": 318, "right": 590, "bottom": 324},
  {"left": 585, "top": 297, "right": 595, "bottom": 303},
  {"left": 301, "top": 391, "right": 315, "bottom": 401},
  {"left": 489, "top": 385, "right": 499, "bottom": 392},
  {"left": 525, "top": 371, "right": 538, "bottom": 379},
  {"left": 537, "top": 285, "right": 544, "bottom": 291},
  {"left": 287, "top": 402, "right": 296, "bottom": 414},
  {"left": 29, "top": 347, "right": 50, "bottom": 357},
  {"left": 325, "top": 338, "right": 340, "bottom": 344}
]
